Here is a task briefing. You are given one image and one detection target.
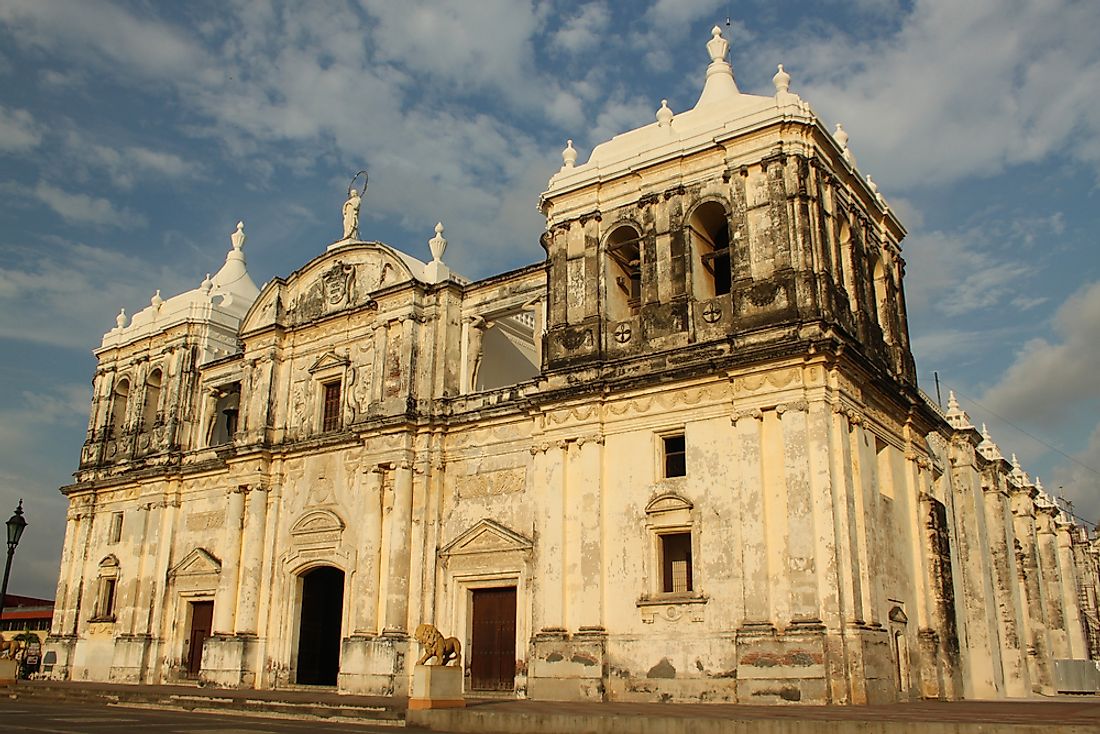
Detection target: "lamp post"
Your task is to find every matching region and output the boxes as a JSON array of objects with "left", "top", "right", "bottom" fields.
[{"left": 0, "top": 500, "right": 27, "bottom": 625}]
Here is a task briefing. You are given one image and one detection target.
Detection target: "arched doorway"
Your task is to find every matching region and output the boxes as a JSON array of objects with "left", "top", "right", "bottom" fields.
[{"left": 296, "top": 566, "right": 344, "bottom": 685}]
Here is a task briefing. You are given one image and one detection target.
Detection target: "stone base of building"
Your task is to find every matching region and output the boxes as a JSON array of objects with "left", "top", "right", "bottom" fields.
[
  {"left": 109, "top": 633, "right": 154, "bottom": 683},
  {"left": 735, "top": 622, "right": 829, "bottom": 704},
  {"left": 409, "top": 664, "right": 465, "bottom": 709},
  {"left": 201, "top": 634, "right": 257, "bottom": 688},
  {"left": 338, "top": 634, "right": 411, "bottom": 696},
  {"left": 526, "top": 629, "right": 607, "bottom": 701},
  {"left": 43, "top": 635, "right": 76, "bottom": 680}
]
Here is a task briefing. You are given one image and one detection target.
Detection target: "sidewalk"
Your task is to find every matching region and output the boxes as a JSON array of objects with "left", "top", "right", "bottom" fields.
[
  {"left": 7, "top": 680, "right": 1100, "bottom": 733},
  {"left": 411, "top": 696, "right": 1100, "bottom": 734}
]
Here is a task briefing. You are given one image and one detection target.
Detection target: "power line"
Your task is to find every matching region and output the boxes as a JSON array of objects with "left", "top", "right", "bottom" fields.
[{"left": 950, "top": 387, "right": 1100, "bottom": 479}]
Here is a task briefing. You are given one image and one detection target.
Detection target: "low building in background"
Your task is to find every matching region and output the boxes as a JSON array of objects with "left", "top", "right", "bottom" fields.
[
  {"left": 0, "top": 594, "right": 54, "bottom": 651},
  {"left": 45, "top": 27, "right": 1100, "bottom": 703}
]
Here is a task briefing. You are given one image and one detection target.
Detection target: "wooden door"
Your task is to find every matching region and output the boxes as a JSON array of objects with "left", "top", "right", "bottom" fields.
[
  {"left": 186, "top": 601, "right": 214, "bottom": 677},
  {"left": 470, "top": 587, "right": 516, "bottom": 691}
]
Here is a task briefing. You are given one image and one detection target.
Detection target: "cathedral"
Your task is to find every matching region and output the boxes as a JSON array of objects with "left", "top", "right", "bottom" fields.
[{"left": 47, "top": 27, "right": 1100, "bottom": 703}]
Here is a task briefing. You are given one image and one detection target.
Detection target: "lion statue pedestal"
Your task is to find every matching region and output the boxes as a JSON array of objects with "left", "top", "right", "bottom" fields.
[{"left": 409, "top": 623, "right": 464, "bottom": 710}]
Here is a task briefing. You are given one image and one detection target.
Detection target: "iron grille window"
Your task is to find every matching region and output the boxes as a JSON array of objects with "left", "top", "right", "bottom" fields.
[
  {"left": 661, "top": 532, "right": 693, "bottom": 593},
  {"left": 321, "top": 381, "right": 342, "bottom": 432}
]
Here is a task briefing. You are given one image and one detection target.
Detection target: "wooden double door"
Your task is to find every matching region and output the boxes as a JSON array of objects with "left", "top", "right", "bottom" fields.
[{"left": 470, "top": 587, "right": 517, "bottom": 691}]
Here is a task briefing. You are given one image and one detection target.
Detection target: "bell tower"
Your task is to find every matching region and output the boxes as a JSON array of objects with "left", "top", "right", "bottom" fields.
[{"left": 539, "top": 26, "right": 915, "bottom": 386}]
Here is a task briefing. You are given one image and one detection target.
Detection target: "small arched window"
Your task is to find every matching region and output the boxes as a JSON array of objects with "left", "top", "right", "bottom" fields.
[
  {"left": 605, "top": 225, "right": 642, "bottom": 321},
  {"left": 688, "top": 201, "right": 730, "bottom": 299},
  {"left": 839, "top": 219, "right": 856, "bottom": 311},
  {"left": 110, "top": 378, "right": 130, "bottom": 437},
  {"left": 142, "top": 369, "right": 162, "bottom": 430},
  {"left": 872, "top": 255, "right": 889, "bottom": 339}
]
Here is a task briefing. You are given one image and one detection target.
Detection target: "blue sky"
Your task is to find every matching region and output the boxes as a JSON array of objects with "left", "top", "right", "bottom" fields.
[{"left": 0, "top": 0, "right": 1098, "bottom": 599}]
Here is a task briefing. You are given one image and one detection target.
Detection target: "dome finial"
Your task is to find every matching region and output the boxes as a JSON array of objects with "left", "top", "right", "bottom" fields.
[
  {"left": 562, "top": 139, "right": 577, "bottom": 169},
  {"left": 151, "top": 290, "right": 163, "bottom": 310},
  {"left": 231, "top": 221, "right": 246, "bottom": 251},
  {"left": 115, "top": 307, "right": 128, "bottom": 329},
  {"left": 429, "top": 221, "right": 447, "bottom": 263},
  {"left": 707, "top": 25, "right": 728, "bottom": 63},
  {"left": 696, "top": 25, "right": 739, "bottom": 107},
  {"left": 773, "top": 64, "right": 791, "bottom": 94},
  {"left": 656, "top": 99, "right": 673, "bottom": 127}
]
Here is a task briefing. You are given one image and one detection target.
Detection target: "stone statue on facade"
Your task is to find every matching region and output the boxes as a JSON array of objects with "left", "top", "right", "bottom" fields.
[
  {"left": 413, "top": 623, "right": 461, "bottom": 666},
  {"left": 342, "top": 170, "right": 368, "bottom": 240}
]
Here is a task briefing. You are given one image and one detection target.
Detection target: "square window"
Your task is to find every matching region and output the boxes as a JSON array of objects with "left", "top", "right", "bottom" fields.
[
  {"left": 662, "top": 434, "right": 686, "bottom": 478},
  {"left": 660, "top": 532, "right": 693, "bottom": 593},
  {"left": 321, "top": 380, "right": 342, "bottom": 432}
]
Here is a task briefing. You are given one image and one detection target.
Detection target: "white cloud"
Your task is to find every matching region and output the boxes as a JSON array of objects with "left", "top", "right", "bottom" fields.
[
  {"left": 0, "top": 0, "right": 202, "bottom": 82},
  {"left": 0, "top": 237, "right": 188, "bottom": 348},
  {"left": 30, "top": 181, "right": 146, "bottom": 228},
  {"left": 773, "top": 0, "right": 1100, "bottom": 189},
  {"left": 903, "top": 229, "right": 1031, "bottom": 317},
  {"left": 550, "top": 2, "right": 609, "bottom": 54},
  {"left": 0, "top": 105, "right": 41, "bottom": 153},
  {"left": 981, "top": 279, "right": 1100, "bottom": 428},
  {"left": 62, "top": 131, "right": 201, "bottom": 189},
  {"left": 1047, "top": 424, "right": 1100, "bottom": 529}
]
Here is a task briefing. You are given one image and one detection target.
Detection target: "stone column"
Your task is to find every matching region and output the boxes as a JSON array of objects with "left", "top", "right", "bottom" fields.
[
  {"left": 981, "top": 475, "right": 1029, "bottom": 696},
  {"left": 733, "top": 410, "right": 769, "bottom": 624},
  {"left": 1010, "top": 487, "right": 1051, "bottom": 692},
  {"left": 51, "top": 510, "right": 82, "bottom": 636},
  {"left": 354, "top": 466, "right": 384, "bottom": 635},
  {"left": 382, "top": 462, "right": 413, "bottom": 634},
  {"left": 535, "top": 441, "right": 566, "bottom": 632},
  {"left": 779, "top": 403, "right": 819, "bottom": 623},
  {"left": 235, "top": 485, "right": 269, "bottom": 634},
  {"left": 570, "top": 434, "right": 604, "bottom": 630},
  {"left": 1036, "top": 506, "right": 1069, "bottom": 659},
  {"left": 213, "top": 486, "right": 246, "bottom": 634},
  {"left": 131, "top": 501, "right": 162, "bottom": 636},
  {"left": 1056, "top": 519, "right": 1088, "bottom": 659}
]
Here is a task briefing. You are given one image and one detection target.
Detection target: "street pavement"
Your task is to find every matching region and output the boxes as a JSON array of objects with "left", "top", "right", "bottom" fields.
[{"left": 0, "top": 698, "right": 433, "bottom": 734}]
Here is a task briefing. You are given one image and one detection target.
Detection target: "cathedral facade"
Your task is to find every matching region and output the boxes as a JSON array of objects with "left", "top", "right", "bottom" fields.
[{"left": 47, "top": 28, "right": 1100, "bottom": 704}]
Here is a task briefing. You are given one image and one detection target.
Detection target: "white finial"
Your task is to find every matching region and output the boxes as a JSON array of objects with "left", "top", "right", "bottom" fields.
[
  {"left": 696, "top": 25, "right": 739, "bottom": 107},
  {"left": 834, "top": 123, "right": 849, "bottom": 150},
  {"left": 429, "top": 221, "right": 447, "bottom": 263},
  {"left": 115, "top": 308, "right": 128, "bottom": 329},
  {"left": 656, "top": 99, "right": 673, "bottom": 127},
  {"left": 866, "top": 175, "right": 878, "bottom": 194},
  {"left": 981, "top": 423, "right": 990, "bottom": 440},
  {"left": 231, "top": 221, "right": 246, "bottom": 251},
  {"left": 201, "top": 273, "right": 213, "bottom": 293},
  {"left": 1011, "top": 453, "right": 1021, "bottom": 470},
  {"left": 151, "top": 290, "right": 163, "bottom": 309},
  {"left": 562, "top": 139, "right": 577, "bottom": 169},
  {"left": 706, "top": 25, "right": 728, "bottom": 63},
  {"left": 947, "top": 390, "right": 959, "bottom": 411},
  {"left": 773, "top": 64, "right": 791, "bottom": 94}
]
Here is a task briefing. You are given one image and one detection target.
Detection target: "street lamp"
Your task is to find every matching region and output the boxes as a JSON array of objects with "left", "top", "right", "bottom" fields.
[{"left": 0, "top": 500, "right": 27, "bottom": 625}]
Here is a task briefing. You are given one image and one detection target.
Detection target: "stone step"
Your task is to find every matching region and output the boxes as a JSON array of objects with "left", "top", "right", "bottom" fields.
[{"left": 6, "top": 681, "right": 406, "bottom": 724}]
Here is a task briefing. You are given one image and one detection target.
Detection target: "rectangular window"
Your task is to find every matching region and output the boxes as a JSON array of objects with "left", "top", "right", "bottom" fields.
[
  {"left": 662, "top": 434, "right": 686, "bottom": 478},
  {"left": 100, "top": 578, "right": 117, "bottom": 618},
  {"left": 655, "top": 534, "right": 690, "bottom": 598},
  {"left": 661, "top": 532, "right": 693, "bottom": 593},
  {"left": 108, "top": 512, "right": 123, "bottom": 544},
  {"left": 321, "top": 381, "right": 342, "bottom": 432}
]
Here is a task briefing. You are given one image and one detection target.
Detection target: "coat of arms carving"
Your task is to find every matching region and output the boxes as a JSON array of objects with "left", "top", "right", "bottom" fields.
[{"left": 323, "top": 261, "right": 355, "bottom": 307}]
